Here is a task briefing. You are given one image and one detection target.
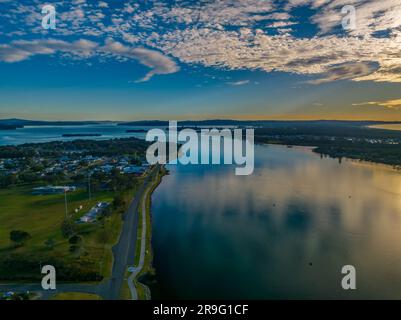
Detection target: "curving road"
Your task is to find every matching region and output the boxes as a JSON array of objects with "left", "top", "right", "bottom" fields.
[{"left": 127, "top": 171, "right": 154, "bottom": 300}]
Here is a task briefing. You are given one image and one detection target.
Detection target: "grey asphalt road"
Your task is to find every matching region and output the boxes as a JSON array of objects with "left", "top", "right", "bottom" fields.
[
  {"left": 101, "top": 169, "right": 154, "bottom": 300},
  {"left": 0, "top": 168, "right": 156, "bottom": 300},
  {"left": 127, "top": 171, "right": 156, "bottom": 300}
]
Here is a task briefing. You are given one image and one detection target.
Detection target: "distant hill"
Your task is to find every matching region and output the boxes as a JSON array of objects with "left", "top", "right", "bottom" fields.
[
  {"left": 118, "top": 119, "right": 401, "bottom": 128},
  {"left": 118, "top": 119, "right": 246, "bottom": 127},
  {"left": 0, "top": 118, "right": 107, "bottom": 127},
  {"left": 2, "top": 118, "right": 401, "bottom": 129}
]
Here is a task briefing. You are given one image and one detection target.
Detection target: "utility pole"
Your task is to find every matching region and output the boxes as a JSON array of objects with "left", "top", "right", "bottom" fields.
[
  {"left": 88, "top": 173, "right": 91, "bottom": 201},
  {"left": 64, "top": 188, "right": 68, "bottom": 219}
]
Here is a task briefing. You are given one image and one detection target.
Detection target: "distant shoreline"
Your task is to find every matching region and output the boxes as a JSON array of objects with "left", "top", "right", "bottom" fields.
[
  {"left": 0, "top": 125, "right": 19, "bottom": 130},
  {"left": 62, "top": 133, "right": 102, "bottom": 137}
]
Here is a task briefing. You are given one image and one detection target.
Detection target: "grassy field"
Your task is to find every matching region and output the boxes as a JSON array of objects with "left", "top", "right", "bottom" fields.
[
  {"left": 0, "top": 181, "right": 141, "bottom": 282},
  {"left": 51, "top": 292, "right": 102, "bottom": 300},
  {"left": 134, "top": 204, "right": 143, "bottom": 267},
  {"left": 120, "top": 270, "right": 131, "bottom": 300}
]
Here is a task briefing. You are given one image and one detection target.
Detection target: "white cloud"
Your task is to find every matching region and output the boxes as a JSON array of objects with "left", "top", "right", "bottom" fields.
[
  {"left": 0, "top": 38, "right": 179, "bottom": 82},
  {"left": 0, "top": 39, "right": 98, "bottom": 62},
  {"left": 267, "top": 21, "right": 297, "bottom": 28},
  {"left": 102, "top": 40, "right": 179, "bottom": 82},
  {"left": 123, "top": 4, "right": 136, "bottom": 14},
  {"left": 228, "top": 80, "right": 250, "bottom": 86},
  {"left": 98, "top": 1, "right": 108, "bottom": 8},
  {"left": 1, "top": 0, "right": 401, "bottom": 84},
  {"left": 353, "top": 99, "right": 401, "bottom": 110},
  {"left": 307, "top": 61, "right": 379, "bottom": 84},
  {"left": 312, "top": 0, "right": 401, "bottom": 36},
  {"left": 135, "top": 0, "right": 401, "bottom": 84},
  {"left": 0, "top": 44, "right": 31, "bottom": 62},
  {"left": 149, "top": 0, "right": 276, "bottom": 27},
  {"left": 148, "top": 27, "right": 401, "bottom": 84},
  {"left": 263, "top": 12, "right": 292, "bottom": 20}
]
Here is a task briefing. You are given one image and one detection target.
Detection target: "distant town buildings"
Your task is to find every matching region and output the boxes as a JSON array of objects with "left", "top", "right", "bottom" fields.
[
  {"left": 1, "top": 155, "right": 147, "bottom": 182},
  {"left": 122, "top": 165, "right": 144, "bottom": 174},
  {"left": 0, "top": 152, "right": 148, "bottom": 191}
]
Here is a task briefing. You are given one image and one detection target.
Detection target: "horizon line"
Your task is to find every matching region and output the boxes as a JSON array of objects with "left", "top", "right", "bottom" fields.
[{"left": 1, "top": 117, "right": 401, "bottom": 124}]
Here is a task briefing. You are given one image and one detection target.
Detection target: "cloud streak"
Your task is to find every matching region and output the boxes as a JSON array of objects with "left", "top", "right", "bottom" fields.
[
  {"left": 353, "top": 99, "right": 401, "bottom": 110},
  {"left": 307, "top": 61, "right": 380, "bottom": 84},
  {"left": 102, "top": 40, "right": 180, "bottom": 82},
  {"left": 0, "top": 38, "right": 179, "bottom": 82},
  {"left": 227, "top": 80, "right": 250, "bottom": 86}
]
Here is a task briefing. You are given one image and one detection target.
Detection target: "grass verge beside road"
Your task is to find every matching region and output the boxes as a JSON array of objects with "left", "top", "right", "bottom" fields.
[
  {"left": 51, "top": 292, "right": 102, "bottom": 300},
  {"left": 131, "top": 166, "right": 166, "bottom": 300}
]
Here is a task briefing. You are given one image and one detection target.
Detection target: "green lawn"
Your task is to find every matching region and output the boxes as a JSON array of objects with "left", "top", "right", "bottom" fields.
[
  {"left": 51, "top": 292, "right": 102, "bottom": 300},
  {"left": 0, "top": 186, "right": 110, "bottom": 254}
]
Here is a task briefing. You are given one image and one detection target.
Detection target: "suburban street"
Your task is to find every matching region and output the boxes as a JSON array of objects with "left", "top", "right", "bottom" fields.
[{"left": 0, "top": 167, "right": 157, "bottom": 300}]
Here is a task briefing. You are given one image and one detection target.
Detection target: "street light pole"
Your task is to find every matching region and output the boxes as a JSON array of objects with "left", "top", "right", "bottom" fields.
[
  {"left": 88, "top": 173, "right": 91, "bottom": 201},
  {"left": 64, "top": 189, "right": 68, "bottom": 219}
]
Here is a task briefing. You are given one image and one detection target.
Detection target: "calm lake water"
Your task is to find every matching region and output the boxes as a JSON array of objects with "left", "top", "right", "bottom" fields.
[
  {"left": 0, "top": 124, "right": 147, "bottom": 146},
  {"left": 151, "top": 144, "right": 401, "bottom": 299}
]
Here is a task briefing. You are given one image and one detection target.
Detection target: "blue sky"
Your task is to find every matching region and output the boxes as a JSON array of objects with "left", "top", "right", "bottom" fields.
[{"left": 0, "top": 0, "right": 401, "bottom": 121}]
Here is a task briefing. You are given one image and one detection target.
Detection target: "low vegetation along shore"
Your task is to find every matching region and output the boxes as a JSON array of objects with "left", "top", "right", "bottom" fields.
[
  {"left": 254, "top": 124, "right": 401, "bottom": 168},
  {"left": 136, "top": 166, "right": 167, "bottom": 300}
]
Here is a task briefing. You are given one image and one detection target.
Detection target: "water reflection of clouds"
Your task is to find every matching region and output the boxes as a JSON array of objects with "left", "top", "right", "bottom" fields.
[
  {"left": 162, "top": 145, "right": 401, "bottom": 237},
  {"left": 153, "top": 144, "right": 401, "bottom": 298}
]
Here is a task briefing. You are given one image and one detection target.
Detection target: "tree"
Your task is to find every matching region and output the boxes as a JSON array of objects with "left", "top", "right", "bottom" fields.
[
  {"left": 113, "top": 194, "right": 126, "bottom": 209},
  {"left": 1, "top": 174, "right": 17, "bottom": 187},
  {"left": 61, "top": 219, "right": 76, "bottom": 238},
  {"left": 45, "top": 238, "right": 56, "bottom": 250},
  {"left": 10, "top": 230, "right": 31, "bottom": 246},
  {"left": 97, "top": 229, "right": 110, "bottom": 244},
  {"left": 69, "top": 236, "right": 83, "bottom": 255},
  {"left": 71, "top": 173, "right": 85, "bottom": 183},
  {"left": 68, "top": 235, "right": 82, "bottom": 245},
  {"left": 102, "top": 206, "right": 112, "bottom": 217},
  {"left": 19, "top": 171, "right": 37, "bottom": 183}
]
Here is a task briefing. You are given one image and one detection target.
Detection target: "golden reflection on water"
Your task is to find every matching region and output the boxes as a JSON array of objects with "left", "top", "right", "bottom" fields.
[{"left": 369, "top": 124, "right": 401, "bottom": 131}]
